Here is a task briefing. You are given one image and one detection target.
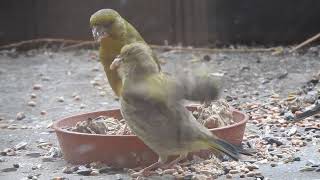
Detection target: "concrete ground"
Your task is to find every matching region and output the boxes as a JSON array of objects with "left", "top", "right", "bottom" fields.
[{"left": 0, "top": 47, "right": 319, "bottom": 180}]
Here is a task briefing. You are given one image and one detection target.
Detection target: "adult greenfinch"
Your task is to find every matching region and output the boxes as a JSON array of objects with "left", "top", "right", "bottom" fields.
[
  {"left": 110, "top": 42, "right": 243, "bottom": 176},
  {"left": 90, "top": 9, "right": 160, "bottom": 96}
]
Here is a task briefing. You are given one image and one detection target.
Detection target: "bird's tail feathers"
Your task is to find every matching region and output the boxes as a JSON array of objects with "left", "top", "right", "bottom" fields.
[{"left": 205, "top": 138, "right": 240, "bottom": 161}]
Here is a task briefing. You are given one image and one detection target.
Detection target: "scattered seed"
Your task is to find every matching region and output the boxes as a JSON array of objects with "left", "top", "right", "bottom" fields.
[
  {"left": 76, "top": 166, "right": 92, "bottom": 176},
  {"left": 16, "top": 112, "right": 26, "bottom": 120},
  {"left": 246, "top": 171, "right": 255, "bottom": 177},
  {"left": 56, "top": 97, "right": 64, "bottom": 102},
  {"left": 270, "top": 163, "right": 277, "bottom": 167},
  {"left": 51, "top": 177, "right": 68, "bottom": 180},
  {"left": 33, "top": 84, "right": 42, "bottom": 90},
  {"left": 80, "top": 104, "right": 86, "bottom": 109},
  {"left": 229, "top": 169, "right": 239, "bottom": 174},
  {"left": 90, "top": 170, "right": 100, "bottom": 176},
  {"left": 26, "top": 152, "right": 41, "bottom": 158},
  {"left": 30, "top": 93, "right": 37, "bottom": 99},
  {"left": 0, "top": 123, "right": 9, "bottom": 129},
  {"left": 99, "top": 91, "right": 106, "bottom": 96},
  {"left": 2, "top": 148, "right": 16, "bottom": 156},
  {"left": 42, "top": 157, "right": 55, "bottom": 162},
  {"left": 40, "top": 111, "right": 47, "bottom": 115},
  {"left": 27, "top": 101, "right": 36, "bottom": 107},
  {"left": 245, "top": 164, "right": 259, "bottom": 171},
  {"left": 299, "top": 166, "right": 316, "bottom": 172},
  {"left": 74, "top": 95, "right": 81, "bottom": 101},
  {"left": 14, "top": 141, "right": 28, "bottom": 150},
  {"left": 1, "top": 167, "right": 17, "bottom": 172},
  {"left": 62, "top": 166, "right": 75, "bottom": 174},
  {"left": 162, "top": 168, "right": 176, "bottom": 175}
]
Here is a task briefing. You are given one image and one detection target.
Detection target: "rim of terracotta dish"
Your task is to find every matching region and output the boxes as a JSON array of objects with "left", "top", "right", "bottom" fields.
[{"left": 53, "top": 106, "right": 248, "bottom": 137}]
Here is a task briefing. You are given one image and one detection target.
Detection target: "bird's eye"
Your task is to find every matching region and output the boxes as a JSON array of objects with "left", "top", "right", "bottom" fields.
[{"left": 103, "top": 22, "right": 113, "bottom": 29}]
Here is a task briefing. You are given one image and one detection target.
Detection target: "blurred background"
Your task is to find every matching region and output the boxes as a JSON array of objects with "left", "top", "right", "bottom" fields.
[{"left": 1, "top": 0, "right": 320, "bottom": 47}]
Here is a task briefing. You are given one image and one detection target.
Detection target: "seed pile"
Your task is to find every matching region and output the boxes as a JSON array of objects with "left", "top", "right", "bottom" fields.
[
  {"left": 67, "top": 116, "right": 131, "bottom": 135},
  {"left": 68, "top": 100, "right": 235, "bottom": 135},
  {"left": 194, "top": 99, "right": 234, "bottom": 129}
]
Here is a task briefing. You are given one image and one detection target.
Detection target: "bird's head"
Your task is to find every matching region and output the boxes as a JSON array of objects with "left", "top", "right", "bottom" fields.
[
  {"left": 90, "top": 9, "right": 126, "bottom": 42},
  {"left": 110, "top": 43, "right": 158, "bottom": 80}
]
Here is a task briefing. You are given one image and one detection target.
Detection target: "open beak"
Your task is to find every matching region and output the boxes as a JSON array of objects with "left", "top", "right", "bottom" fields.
[
  {"left": 110, "top": 55, "right": 123, "bottom": 70},
  {"left": 92, "top": 25, "right": 109, "bottom": 43}
]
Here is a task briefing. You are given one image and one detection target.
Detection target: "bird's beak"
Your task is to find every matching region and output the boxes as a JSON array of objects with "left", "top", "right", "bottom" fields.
[
  {"left": 92, "top": 25, "right": 109, "bottom": 43},
  {"left": 110, "top": 55, "right": 123, "bottom": 70}
]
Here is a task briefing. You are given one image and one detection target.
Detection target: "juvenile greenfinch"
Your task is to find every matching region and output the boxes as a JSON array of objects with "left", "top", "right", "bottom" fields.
[{"left": 111, "top": 42, "right": 244, "bottom": 176}]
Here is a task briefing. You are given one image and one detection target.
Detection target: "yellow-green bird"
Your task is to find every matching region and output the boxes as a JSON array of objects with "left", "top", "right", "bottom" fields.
[
  {"left": 90, "top": 9, "right": 160, "bottom": 97},
  {"left": 110, "top": 42, "right": 243, "bottom": 175}
]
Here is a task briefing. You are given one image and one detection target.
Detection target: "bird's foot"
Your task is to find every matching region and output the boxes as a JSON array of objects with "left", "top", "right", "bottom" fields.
[
  {"left": 159, "top": 164, "right": 172, "bottom": 170},
  {"left": 131, "top": 170, "right": 153, "bottom": 177},
  {"left": 160, "top": 154, "right": 187, "bottom": 169}
]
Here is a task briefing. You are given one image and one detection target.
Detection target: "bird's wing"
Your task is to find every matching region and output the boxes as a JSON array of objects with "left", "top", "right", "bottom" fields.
[
  {"left": 122, "top": 71, "right": 221, "bottom": 110},
  {"left": 176, "top": 72, "right": 221, "bottom": 102},
  {"left": 122, "top": 73, "right": 206, "bottom": 143},
  {"left": 122, "top": 73, "right": 178, "bottom": 107}
]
